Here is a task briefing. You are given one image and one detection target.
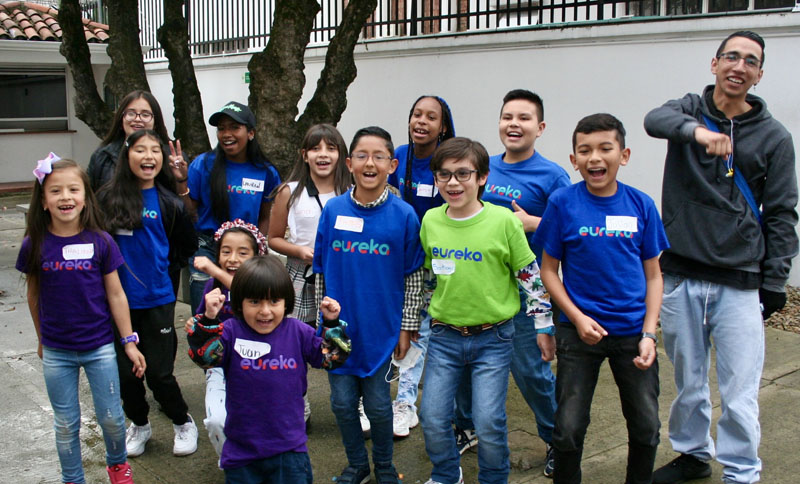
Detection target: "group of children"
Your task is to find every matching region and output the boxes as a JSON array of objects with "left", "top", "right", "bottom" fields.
[{"left": 20, "top": 87, "right": 668, "bottom": 484}]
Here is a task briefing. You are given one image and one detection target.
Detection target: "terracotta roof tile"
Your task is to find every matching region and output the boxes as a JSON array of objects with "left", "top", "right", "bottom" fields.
[{"left": 0, "top": 1, "right": 109, "bottom": 43}]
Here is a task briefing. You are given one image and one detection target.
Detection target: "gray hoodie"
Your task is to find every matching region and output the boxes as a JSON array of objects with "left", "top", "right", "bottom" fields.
[{"left": 644, "top": 85, "right": 797, "bottom": 291}]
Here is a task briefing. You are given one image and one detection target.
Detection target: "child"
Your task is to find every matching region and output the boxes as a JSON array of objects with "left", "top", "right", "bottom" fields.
[
  {"left": 268, "top": 124, "right": 352, "bottom": 325},
  {"left": 533, "top": 114, "right": 669, "bottom": 484},
  {"left": 98, "top": 130, "right": 199, "bottom": 458},
  {"left": 179, "top": 101, "right": 281, "bottom": 313},
  {"left": 477, "top": 89, "right": 569, "bottom": 473},
  {"left": 17, "top": 155, "right": 146, "bottom": 484},
  {"left": 418, "top": 137, "right": 552, "bottom": 484},
  {"left": 190, "top": 219, "right": 267, "bottom": 457},
  {"left": 313, "top": 126, "right": 425, "bottom": 484},
  {"left": 388, "top": 95, "right": 457, "bottom": 439},
  {"left": 186, "top": 255, "right": 351, "bottom": 483}
]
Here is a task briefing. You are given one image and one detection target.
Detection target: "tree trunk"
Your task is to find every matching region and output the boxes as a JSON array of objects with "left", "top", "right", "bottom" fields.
[
  {"left": 57, "top": 0, "right": 112, "bottom": 138},
  {"left": 296, "top": 0, "right": 377, "bottom": 136},
  {"left": 104, "top": 0, "right": 151, "bottom": 101},
  {"left": 157, "top": 0, "right": 211, "bottom": 158},
  {"left": 248, "top": 0, "right": 320, "bottom": 176}
]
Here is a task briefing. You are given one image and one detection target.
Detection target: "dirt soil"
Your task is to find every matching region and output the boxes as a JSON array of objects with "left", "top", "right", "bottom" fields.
[{"left": 766, "top": 285, "right": 800, "bottom": 334}]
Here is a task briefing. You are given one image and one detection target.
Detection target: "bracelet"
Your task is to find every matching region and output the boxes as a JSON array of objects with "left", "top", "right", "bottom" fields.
[
  {"left": 176, "top": 177, "right": 188, "bottom": 183},
  {"left": 179, "top": 187, "right": 190, "bottom": 196}
]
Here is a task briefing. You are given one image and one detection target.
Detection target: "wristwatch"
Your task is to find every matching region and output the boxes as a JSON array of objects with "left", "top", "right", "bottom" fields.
[
  {"left": 641, "top": 331, "right": 658, "bottom": 344},
  {"left": 120, "top": 332, "right": 139, "bottom": 345}
]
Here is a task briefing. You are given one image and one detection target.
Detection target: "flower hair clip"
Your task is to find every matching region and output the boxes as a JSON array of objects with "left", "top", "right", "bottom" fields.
[
  {"left": 33, "top": 152, "right": 61, "bottom": 184},
  {"left": 214, "top": 219, "right": 268, "bottom": 255}
]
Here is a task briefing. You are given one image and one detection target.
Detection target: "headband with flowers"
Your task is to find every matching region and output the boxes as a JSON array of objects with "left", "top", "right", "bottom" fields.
[
  {"left": 33, "top": 152, "right": 61, "bottom": 184},
  {"left": 214, "top": 219, "right": 268, "bottom": 255}
]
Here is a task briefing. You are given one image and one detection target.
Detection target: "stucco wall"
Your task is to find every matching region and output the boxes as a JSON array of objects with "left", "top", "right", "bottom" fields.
[{"left": 145, "top": 12, "right": 800, "bottom": 283}]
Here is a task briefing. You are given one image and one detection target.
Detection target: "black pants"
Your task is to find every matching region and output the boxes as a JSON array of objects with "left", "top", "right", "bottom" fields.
[
  {"left": 115, "top": 301, "right": 189, "bottom": 426},
  {"left": 552, "top": 323, "right": 660, "bottom": 484}
]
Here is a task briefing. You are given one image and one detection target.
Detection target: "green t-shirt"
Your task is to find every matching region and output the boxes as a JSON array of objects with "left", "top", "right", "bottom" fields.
[{"left": 420, "top": 201, "right": 535, "bottom": 327}]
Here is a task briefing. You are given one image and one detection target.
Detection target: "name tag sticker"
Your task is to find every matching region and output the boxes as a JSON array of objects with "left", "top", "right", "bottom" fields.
[
  {"left": 115, "top": 229, "right": 133, "bottom": 236},
  {"left": 416, "top": 184, "right": 434, "bottom": 197},
  {"left": 241, "top": 178, "right": 265, "bottom": 192},
  {"left": 234, "top": 338, "right": 271, "bottom": 360},
  {"left": 606, "top": 216, "right": 638, "bottom": 233},
  {"left": 62, "top": 243, "right": 94, "bottom": 260},
  {"left": 335, "top": 215, "right": 364, "bottom": 233},
  {"left": 431, "top": 259, "right": 456, "bottom": 275}
]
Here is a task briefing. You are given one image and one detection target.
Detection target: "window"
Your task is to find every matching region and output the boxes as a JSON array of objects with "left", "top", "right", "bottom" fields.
[{"left": 0, "top": 68, "right": 68, "bottom": 132}]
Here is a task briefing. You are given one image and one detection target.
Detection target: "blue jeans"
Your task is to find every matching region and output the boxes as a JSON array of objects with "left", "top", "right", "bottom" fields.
[
  {"left": 395, "top": 311, "right": 431, "bottom": 411},
  {"left": 453, "top": 304, "right": 557, "bottom": 443},
  {"left": 552, "top": 323, "right": 660, "bottom": 484},
  {"left": 328, "top": 359, "right": 394, "bottom": 468},
  {"left": 660, "top": 274, "right": 764, "bottom": 484},
  {"left": 42, "top": 343, "right": 127, "bottom": 484},
  {"left": 224, "top": 451, "right": 312, "bottom": 484},
  {"left": 189, "top": 232, "right": 216, "bottom": 314},
  {"left": 421, "top": 320, "right": 515, "bottom": 484}
]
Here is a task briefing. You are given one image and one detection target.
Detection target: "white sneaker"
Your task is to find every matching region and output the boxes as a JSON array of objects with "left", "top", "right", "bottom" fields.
[
  {"left": 424, "top": 466, "right": 464, "bottom": 484},
  {"left": 358, "top": 398, "right": 371, "bottom": 439},
  {"left": 392, "top": 400, "right": 419, "bottom": 438},
  {"left": 173, "top": 414, "right": 198, "bottom": 456},
  {"left": 125, "top": 422, "right": 151, "bottom": 457}
]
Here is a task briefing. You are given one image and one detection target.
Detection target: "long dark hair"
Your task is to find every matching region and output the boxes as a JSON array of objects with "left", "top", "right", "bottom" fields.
[
  {"left": 24, "top": 160, "right": 104, "bottom": 298},
  {"left": 101, "top": 90, "right": 171, "bottom": 147},
  {"left": 209, "top": 127, "right": 272, "bottom": 225},
  {"left": 99, "top": 129, "right": 176, "bottom": 231},
  {"left": 404, "top": 95, "right": 456, "bottom": 203},
  {"left": 273, "top": 124, "right": 352, "bottom": 209}
]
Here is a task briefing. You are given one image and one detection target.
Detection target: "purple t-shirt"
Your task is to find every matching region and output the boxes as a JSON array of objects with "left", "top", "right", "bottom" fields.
[
  {"left": 219, "top": 316, "right": 324, "bottom": 469},
  {"left": 16, "top": 230, "right": 124, "bottom": 351}
]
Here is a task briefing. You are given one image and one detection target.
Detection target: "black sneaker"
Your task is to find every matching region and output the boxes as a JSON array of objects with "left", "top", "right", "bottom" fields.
[
  {"left": 336, "top": 465, "right": 371, "bottom": 484},
  {"left": 374, "top": 463, "right": 400, "bottom": 484},
  {"left": 455, "top": 427, "right": 478, "bottom": 455},
  {"left": 543, "top": 443, "right": 555, "bottom": 478},
  {"left": 652, "top": 454, "right": 712, "bottom": 484}
]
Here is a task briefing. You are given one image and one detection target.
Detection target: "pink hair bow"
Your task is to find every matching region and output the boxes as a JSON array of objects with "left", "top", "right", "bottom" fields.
[{"left": 33, "top": 152, "right": 61, "bottom": 184}]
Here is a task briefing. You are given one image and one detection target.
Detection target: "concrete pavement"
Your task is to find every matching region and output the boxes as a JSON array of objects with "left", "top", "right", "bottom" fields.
[{"left": 2, "top": 200, "right": 799, "bottom": 484}]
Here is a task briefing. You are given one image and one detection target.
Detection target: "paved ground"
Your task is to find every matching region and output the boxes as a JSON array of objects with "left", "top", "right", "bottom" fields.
[{"left": 2, "top": 198, "right": 800, "bottom": 484}]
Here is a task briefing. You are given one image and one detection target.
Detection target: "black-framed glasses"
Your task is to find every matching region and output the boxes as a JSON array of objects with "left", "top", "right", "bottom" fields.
[
  {"left": 434, "top": 169, "right": 478, "bottom": 183},
  {"left": 123, "top": 110, "right": 154, "bottom": 122},
  {"left": 351, "top": 152, "right": 392, "bottom": 163},
  {"left": 717, "top": 52, "right": 761, "bottom": 69}
]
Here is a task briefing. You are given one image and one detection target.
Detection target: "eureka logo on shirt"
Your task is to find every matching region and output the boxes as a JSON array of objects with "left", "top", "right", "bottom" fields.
[
  {"left": 578, "top": 226, "right": 634, "bottom": 238},
  {"left": 42, "top": 259, "right": 93, "bottom": 271},
  {"left": 331, "top": 238, "right": 391, "bottom": 256},
  {"left": 241, "top": 355, "right": 299, "bottom": 371},
  {"left": 431, "top": 246, "right": 483, "bottom": 262},
  {"left": 142, "top": 207, "right": 158, "bottom": 219},
  {"left": 484, "top": 183, "right": 522, "bottom": 200}
]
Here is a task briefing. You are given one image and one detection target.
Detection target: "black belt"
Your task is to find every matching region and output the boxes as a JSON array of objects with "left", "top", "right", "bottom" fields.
[{"left": 431, "top": 318, "right": 510, "bottom": 336}]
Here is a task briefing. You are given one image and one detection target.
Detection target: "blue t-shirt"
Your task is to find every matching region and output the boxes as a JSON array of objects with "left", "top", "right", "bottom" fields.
[
  {"left": 388, "top": 144, "right": 444, "bottom": 222},
  {"left": 16, "top": 230, "right": 124, "bottom": 351},
  {"left": 187, "top": 151, "right": 281, "bottom": 232},
  {"left": 115, "top": 187, "right": 174, "bottom": 309},
  {"left": 483, "top": 151, "right": 571, "bottom": 261},
  {"left": 313, "top": 190, "right": 425, "bottom": 377},
  {"left": 533, "top": 182, "right": 670, "bottom": 336}
]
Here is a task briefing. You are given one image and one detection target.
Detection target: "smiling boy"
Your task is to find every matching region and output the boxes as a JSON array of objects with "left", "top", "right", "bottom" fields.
[
  {"left": 645, "top": 31, "right": 798, "bottom": 484},
  {"left": 418, "top": 137, "right": 551, "bottom": 484},
  {"left": 534, "top": 114, "right": 669, "bottom": 484}
]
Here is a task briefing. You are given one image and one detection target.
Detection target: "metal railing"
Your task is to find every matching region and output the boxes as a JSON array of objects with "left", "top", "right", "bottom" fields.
[{"left": 42, "top": 0, "right": 795, "bottom": 61}]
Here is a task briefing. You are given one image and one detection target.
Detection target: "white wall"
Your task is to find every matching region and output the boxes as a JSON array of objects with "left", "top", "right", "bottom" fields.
[
  {"left": 144, "top": 12, "right": 800, "bottom": 283},
  {"left": 0, "top": 41, "right": 110, "bottom": 181}
]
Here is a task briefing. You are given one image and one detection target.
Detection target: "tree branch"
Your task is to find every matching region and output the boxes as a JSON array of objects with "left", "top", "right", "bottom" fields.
[{"left": 105, "top": 0, "right": 150, "bottom": 100}]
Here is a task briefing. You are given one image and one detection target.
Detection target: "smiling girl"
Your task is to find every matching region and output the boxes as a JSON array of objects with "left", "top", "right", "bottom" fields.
[{"left": 98, "top": 129, "right": 199, "bottom": 459}]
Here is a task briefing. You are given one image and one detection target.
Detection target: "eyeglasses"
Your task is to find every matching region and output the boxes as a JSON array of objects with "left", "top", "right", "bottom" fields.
[
  {"left": 434, "top": 169, "right": 478, "bottom": 183},
  {"left": 717, "top": 52, "right": 761, "bottom": 69},
  {"left": 123, "top": 110, "right": 154, "bottom": 122},
  {"left": 351, "top": 152, "right": 392, "bottom": 163}
]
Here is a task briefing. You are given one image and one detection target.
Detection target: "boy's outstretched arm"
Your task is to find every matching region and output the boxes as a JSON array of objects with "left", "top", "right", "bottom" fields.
[
  {"left": 516, "top": 259, "right": 555, "bottom": 361},
  {"left": 540, "top": 252, "right": 607, "bottom": 345},
  {"left": 634, "top": 257, "right": 662, "bottom": 370},
  {"left": 395, "top": 267, "right": 424, "bottom": 360}
]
